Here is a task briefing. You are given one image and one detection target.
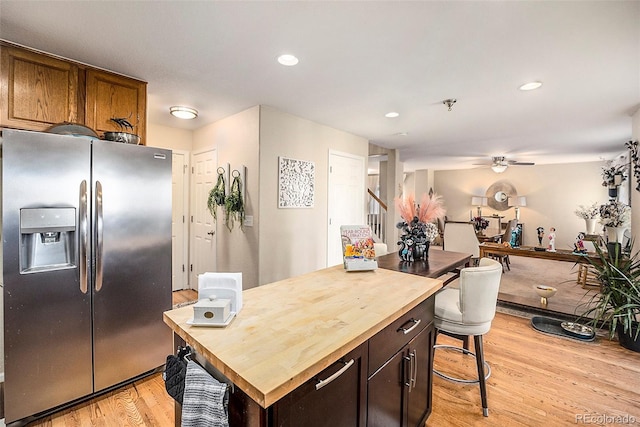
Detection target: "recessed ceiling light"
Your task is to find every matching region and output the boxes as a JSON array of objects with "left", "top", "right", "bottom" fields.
[
  {"left": 277, "top": 54, "right": 299, "bottom": 66},
  {"left": 394, "top": 132, "right": 409, "bottom": 136},
  {"left": 385, "top": 112, "right": 400, "bottom": 118},
  {"left": 519, "top": 81, "right": 543, "bottom": 91},
  {"left": 170, "top": 106, "right": 198, "bottom": 119}
]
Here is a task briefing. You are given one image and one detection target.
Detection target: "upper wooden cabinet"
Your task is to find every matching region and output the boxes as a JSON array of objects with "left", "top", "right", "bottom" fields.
[
  {"left": 0, "top": 42, "right": 147, "bottom": 144},
  {"left": 0, "top": 44, "right": 80, "bottom": 131},
  {"left": 85, "top": 69, "right": 146, "bottom": 144}
]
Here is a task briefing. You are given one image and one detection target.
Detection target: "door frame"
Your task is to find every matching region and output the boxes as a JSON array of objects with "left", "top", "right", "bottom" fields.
[{"left": 172, "top": 149, "right": 190, "bottom": 290}]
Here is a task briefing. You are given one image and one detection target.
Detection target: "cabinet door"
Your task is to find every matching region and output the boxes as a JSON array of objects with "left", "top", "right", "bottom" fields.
[
  {"left": 368, "top": 324, "right": 434, "bottom": 427},
  {"left": 367, "top": 348, "right": 405, "bottom": 427},
  {"left": 0, "top": 44, "right": 79, "bottom": 130},
  {"left": 406, "top": 325, "right": 435, "bottom": 427},
  {"left": 272, "top": 343, "right": 367, "bottom": 427},
  {"left": 85, "top": 69, "right": 147, "bottom": 144}
]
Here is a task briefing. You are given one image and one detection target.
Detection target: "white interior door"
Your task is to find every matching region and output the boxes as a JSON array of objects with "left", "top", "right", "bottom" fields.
[
  {"left": 327, "top": 150, "right": 366, "bottom": 266},
  {"left": 172, "top": 151, "right": 189, "bottom": 291},
  {"left": 190, "top": 149, "right": 217, "bottom": 288}
]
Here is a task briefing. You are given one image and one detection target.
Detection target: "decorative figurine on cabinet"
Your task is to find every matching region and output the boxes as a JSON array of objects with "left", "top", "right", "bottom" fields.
[
  {"left": 573, "top": 232, "right": 588, "bottom": 254},
  {"left": 547, "top": 227, "right": 556, "bottom": 252},
  {"left": 536, "top": 227, "right": 545, "bottom": 246}
]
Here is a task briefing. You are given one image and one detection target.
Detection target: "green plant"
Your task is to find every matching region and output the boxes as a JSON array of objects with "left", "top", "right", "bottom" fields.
[
  {"left": 577, "top": 242, "right": 640, "bottom": 341},
  {"left": 224, "top": 171, "right": 244, "bottom": 231},
  {"left": 207, "top": 168, "right": 227, "bottom": 220}
]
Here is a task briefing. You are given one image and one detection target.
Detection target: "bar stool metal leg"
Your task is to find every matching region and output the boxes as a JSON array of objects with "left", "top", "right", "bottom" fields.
[
  {"left": 433, "top": 335, "right": 491, "bottom": 417},
  {"left": 474, "top": 335, "right": 489, "bottom": 417}
]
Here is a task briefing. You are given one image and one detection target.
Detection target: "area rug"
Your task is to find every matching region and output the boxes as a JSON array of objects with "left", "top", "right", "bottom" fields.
[{"left": 531, "top": 316, "right": 596, "bottom": 342}]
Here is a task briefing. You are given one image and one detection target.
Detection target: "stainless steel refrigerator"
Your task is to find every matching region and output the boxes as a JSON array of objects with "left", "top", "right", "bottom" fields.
[{"left": 1, "top": 129, "right": 172, "bottom": 424}]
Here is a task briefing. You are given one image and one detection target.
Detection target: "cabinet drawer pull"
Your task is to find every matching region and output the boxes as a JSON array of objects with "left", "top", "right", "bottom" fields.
[
  {"left": 397, "top": 318, "right": 421, "bottom": 335},
  {"left": 315, "top": 359, "right": 355, "bottom": 391}
]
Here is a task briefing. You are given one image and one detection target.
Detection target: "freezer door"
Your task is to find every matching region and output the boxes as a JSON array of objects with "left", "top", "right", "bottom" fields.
[
  {"left": 2, "top": 130, "right": 93, "bottom": 424},
  {"left": 91, "top": 140, "right": 172, "bottom": 391}
]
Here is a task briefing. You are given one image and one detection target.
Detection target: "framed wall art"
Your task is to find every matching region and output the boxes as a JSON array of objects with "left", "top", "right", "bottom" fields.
[{"left": 278, "top": 156, "right": 315, "bottom": 208}]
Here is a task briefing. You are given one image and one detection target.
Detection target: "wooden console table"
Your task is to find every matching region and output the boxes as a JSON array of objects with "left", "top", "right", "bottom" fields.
[{"left": 479, "top": 243, "right": 596, "bottom": 263}]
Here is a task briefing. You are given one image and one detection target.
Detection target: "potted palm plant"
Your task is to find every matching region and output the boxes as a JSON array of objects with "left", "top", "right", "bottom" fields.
[{"left": 578, "top": 242, "right": 640, "bottom": 352}]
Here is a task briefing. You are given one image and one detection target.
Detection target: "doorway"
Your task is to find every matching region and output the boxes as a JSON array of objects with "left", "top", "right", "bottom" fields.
[{"left": 327, "top": 150, "right": 366, "bottom": 266}]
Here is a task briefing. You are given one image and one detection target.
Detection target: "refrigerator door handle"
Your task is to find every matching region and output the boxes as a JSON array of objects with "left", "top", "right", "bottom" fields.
[
  {"left": 95, "top": 180, "right": 104, "bottom": 292},
  {"left": 79, "top": 180, "right": 89, "bottom": 294}
]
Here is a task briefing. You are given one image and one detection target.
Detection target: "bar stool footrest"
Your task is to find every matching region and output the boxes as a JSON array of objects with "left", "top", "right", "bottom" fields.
[{"left": 432, "top": 344, "right": 491, "bottom": 384}]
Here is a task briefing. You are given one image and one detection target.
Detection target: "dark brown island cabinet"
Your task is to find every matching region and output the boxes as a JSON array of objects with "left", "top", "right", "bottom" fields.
[
  {"left": 367, "top": 298, "right": 435, "bottom": 427},
  {"left": 267, "top": 299, "right": 434, "bottom": 427},
  {"left": 170, "top": 294, "right": 435, "bottom": 427}
]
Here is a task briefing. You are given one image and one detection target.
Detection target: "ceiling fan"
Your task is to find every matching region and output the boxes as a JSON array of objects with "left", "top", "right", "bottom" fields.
[{"left": 474, "top": 156, "right": 535, "bottom": 173}]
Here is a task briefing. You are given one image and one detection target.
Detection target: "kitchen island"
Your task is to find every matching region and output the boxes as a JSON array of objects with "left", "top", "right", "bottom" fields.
[{"left": 163, "top": 264, "right": 443, "bottom": 426}]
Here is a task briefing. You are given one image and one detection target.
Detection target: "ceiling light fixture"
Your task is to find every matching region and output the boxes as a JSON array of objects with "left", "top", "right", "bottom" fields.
[
  {"left": 170, "top": 106, "right": 198, "bottom": 120},
  {"left": 491, "top": 163, "right": 508, "bottom": 173},
  {"left": 385, "top": 112, "right": 399, "bottom": 118},
  {"left": 277, "top": 54, "right": 299, "bottom": 66},
  {"left": 443, "top": 98, "right": 457, "bottom": 111},
  {"left": 519, "top": 81, "right": 543, "bottom": 91}
]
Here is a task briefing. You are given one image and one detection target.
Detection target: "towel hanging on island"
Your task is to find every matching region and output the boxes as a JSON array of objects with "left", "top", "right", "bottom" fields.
[{"left": 181, "top": 360, "right": 229, "bottom": 427}]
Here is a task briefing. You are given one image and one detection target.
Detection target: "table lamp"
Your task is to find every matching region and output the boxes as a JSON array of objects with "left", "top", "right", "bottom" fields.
[
  {"left": 471, "top": 196, "right": 488, "bottom": 218},
  {"left": 508, "top": 196, "right": 527, "bottom": 221}
]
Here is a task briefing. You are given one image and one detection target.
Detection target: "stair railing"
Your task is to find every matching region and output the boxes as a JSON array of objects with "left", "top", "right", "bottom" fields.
[{"left": 367, "top": 188, "right": 387, "bottom": 244}]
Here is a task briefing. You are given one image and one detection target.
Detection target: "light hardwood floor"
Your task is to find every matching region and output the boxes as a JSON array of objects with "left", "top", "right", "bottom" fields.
[{"left": 22, "top": 294, "right": 640, "bottom": 426}]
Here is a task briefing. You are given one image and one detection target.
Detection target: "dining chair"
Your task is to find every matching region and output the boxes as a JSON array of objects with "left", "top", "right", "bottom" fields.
[
  {"left": 494, "top": 219, "right": 518, "bottom": 271},
  {"left": 443, "top": 222, "right": 480, "bottom": 264},
  {"left": 433, "top": 257, "right": 503, "bottom": 417}
]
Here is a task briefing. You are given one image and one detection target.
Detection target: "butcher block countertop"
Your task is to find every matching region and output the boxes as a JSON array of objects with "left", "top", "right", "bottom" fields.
[{"left": 163, "top": 265, "right": 442, "bottom": 409}]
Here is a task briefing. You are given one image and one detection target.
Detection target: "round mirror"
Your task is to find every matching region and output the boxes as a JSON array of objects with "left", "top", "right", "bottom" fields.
[
  {"left": 485, "top": 181, "right": 517, "bottom": 211},
  {"left": 494, "top": 191, "right": 508, "bottom": 203}
]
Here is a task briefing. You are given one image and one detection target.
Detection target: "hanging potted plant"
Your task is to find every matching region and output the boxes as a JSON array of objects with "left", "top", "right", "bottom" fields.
[
  {"left": 601, "top": 160, "right": 627, "bottom": 199},
  {"left": 207, "top": 167, "right": 227, "bottom": 221},
  {"left": 577, "top": 242, "right": 640, "bottom": 352},
  {"left": 224, "top": 169, "right": 245, "bottom": 231}
]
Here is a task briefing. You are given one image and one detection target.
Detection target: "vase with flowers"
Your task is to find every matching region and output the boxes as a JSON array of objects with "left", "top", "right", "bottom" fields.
[
  {"left": 473, "top": 216, "right": 489, "bottom": 234},
  {"left": 574, "top": 202, "right": 600, "bottom": 234},
  {"left": 395, "top": 193, "right": 446, "bottom": 261},
  {"left": 599, "top": 200, "right": 631, "bottom": 244}
]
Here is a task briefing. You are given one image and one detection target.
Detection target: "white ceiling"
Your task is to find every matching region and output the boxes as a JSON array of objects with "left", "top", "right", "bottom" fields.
[{"left": 1, "top": 1, "right": 639, "bottom": 171}]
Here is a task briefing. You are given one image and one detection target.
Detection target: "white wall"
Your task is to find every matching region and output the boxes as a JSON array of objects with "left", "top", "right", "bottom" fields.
[
  {"left": 193, "top": 106, "right": 261, "bottom": 288},
  {"left": 404, "top": 169, "right": 435, "bottom": 198},
  {"left": 258, "top": 106, "right": 369, "bottom": 285},
  {"left": 434, "top": 162, "right": 608, "bottom": 248},
  {"left": 147, "top": 124, "right": 193, "bottom": 151},
  {"left": 155, "top": 105, "right": 369, "bottom": 288}
]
